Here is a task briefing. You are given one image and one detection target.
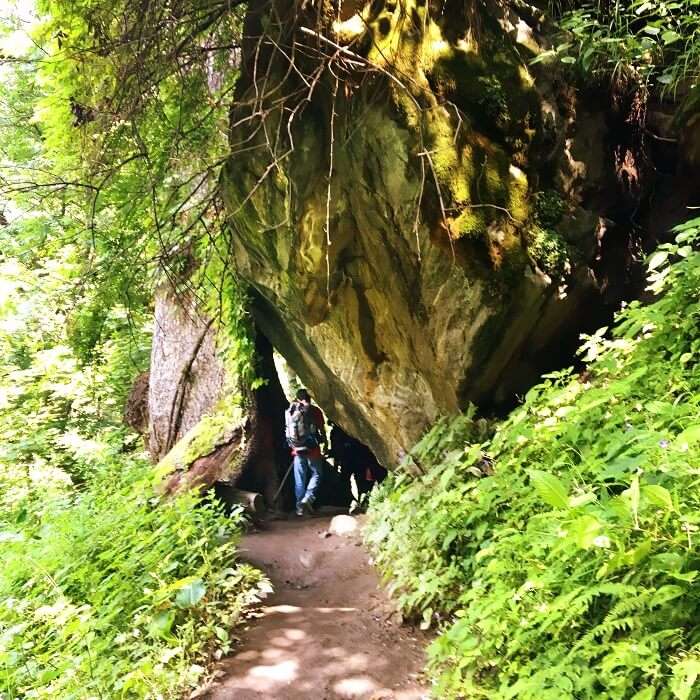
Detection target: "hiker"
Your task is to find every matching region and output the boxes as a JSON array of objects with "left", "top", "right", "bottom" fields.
[
  {"left": 328, "top": 422, "right": 387, "bottom": 498},
  {"left": 328, "top": 422, "right": 351, "bottom": 472},
  {"left": 343, "top": 438, "right": 386, "bottom": 497},
  {"left": 285, "top": 388, "right": 325, "bottom": 516}
]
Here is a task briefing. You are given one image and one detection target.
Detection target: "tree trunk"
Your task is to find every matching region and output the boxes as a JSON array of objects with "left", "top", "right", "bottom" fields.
[{"left": 132, "top": 284, "right": 291, "bottom": 507}]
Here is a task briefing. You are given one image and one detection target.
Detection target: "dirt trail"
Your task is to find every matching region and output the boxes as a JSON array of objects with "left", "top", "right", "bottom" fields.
[{"left": 203, "top": 514, "right": 428, "bottom": 700}]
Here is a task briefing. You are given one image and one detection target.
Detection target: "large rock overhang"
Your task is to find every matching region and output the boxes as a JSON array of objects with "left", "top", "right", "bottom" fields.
[{"left": 221, "top": 0, "right": 609, "bottom": 466}]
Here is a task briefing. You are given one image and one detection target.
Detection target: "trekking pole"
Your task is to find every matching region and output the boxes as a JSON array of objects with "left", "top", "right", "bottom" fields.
[{"left": 272, "top": 461, "right": 294, "bottom": 507}]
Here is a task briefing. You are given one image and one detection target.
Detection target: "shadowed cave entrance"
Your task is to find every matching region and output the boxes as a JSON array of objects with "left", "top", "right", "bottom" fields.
[
  {"left": 215, "top": 341, "right": 387, "bottom": 517},
  {"left": 134, "top": 285, "right": 386, "bottom": 516}
]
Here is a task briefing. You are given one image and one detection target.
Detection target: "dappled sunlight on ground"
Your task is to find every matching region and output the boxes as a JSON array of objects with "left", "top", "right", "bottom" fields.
[{"left": 204, "top": 517, "right": 427, "bottom": 700}]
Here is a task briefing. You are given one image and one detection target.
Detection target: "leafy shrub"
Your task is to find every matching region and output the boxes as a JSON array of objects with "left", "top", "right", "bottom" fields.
[
  {"left": 367, "top": 217, "right": 700, "bottom": 698},
  {"left": 541, "top": 0, "right": 700, "bottom": 114},
  {"left": 0, "top": 241, "right": 266, "bottom": 699},
  {"left": 366, "top": 410, "right": 494, "bottom": 629},
  {"left": 534, "top": 190, "right": 566, "bottom": 228},
  {"left": 0, "top": 253, "right": 151, "bottom": 480},
  {"left": 0, "top": 455, "right": 265, "bottom": 699},
  {"left": 528, "top": 225, "right": 571, "bottom": 278}
]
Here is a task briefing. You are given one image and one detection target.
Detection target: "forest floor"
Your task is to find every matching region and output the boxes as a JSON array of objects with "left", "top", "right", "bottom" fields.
[{"left": 200, "top": 513, "right": 428, "bottom": 700}]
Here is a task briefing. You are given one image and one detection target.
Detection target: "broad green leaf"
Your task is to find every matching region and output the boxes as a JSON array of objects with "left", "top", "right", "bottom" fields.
[
  {"left": 672, "top": 216, "right": 700, "bottom": 234},
  {"left": 625, "top": 540, "right": 652, "bottom": 565},
  {"left": 570, "top": 514, "right": 602, "bottom": 549},
  {"left": 175, "top": 579, "right": 207, "bottom": 609},
  {"left": 625, "top": 475, "right": 641, "bottom": 528},
  {"left": 647, "top": 250, "right": 669, "bottom": 270},
  {"left": 668, "top": 570, "right": 699, "bottom": 583},
  {"left": 671, "top": 657, "right": 700, "bottom": 700},
  {"left": 650, "top": 552, "right": 684, "bottom": 573},
  {"left": 569, "top": 491, "right": 596, "bottom": 508},
  {"left": 154, "top": 575, "right": 200, "bottom": 600},
  {"left": 529, "top": 470, "right": 569, "bottom": 509},
  {"left": 642, "top": 484, "right": 674, "bottom": 510},
  {"left": 645, "top": 400, "right": 669, "bottom": 414},
  {"left": 443, "top": 530, "right": 458, "bottom": 550},
  {"left": 652, "top": 584, "right": 685, "bottom": 606},
  {"left": 148, "top": 611, "right": 175, "bottom": 639},
  {"left": 634, "top": 1, "right": 654, "bottom": 14},
  {"left": 675, "top": 424, "right": 700, "bottom": 448}
]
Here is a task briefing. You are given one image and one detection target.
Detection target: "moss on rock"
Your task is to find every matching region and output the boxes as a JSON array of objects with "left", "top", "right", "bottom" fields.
[
  {"left": 357, "top": 0, "right": 542, "bottom": 253},
  {"left": 219, "top": 0, "right": 606, "bottom": 464},
  {"left": 155, "top": 399, "right": 246, "bottom": 480}
]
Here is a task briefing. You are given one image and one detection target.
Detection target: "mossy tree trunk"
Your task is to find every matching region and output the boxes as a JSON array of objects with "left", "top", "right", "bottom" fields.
[
  {"left": 135, "top": 285, "right": 290, "bottom": 507},
  {"left": 234, "top": 332, "right": 292, "bottom": 508}
]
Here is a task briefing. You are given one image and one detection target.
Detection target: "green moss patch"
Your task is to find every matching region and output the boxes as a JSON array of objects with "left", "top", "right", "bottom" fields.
[{"left": 155, "top": 399, "right": 245, "bottom": 478}]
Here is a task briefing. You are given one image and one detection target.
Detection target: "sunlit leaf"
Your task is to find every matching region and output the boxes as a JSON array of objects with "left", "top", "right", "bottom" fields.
[
  {"left": 148, "top": 611, "right": 175, "bottom": 639},
  {"left": 529, "top": 470, "right": 569, "bottom": 509},
  {"left": 175, "top": 579, "right": 207, "bottom": 609},
  {"left": 642, "top": 484, "right": 674, "bottom": 510}
]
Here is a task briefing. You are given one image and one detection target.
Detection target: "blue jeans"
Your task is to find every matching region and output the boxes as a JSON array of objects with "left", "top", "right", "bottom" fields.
[{"left": 293, "top": 454, "right": 322, "bottom": 508}]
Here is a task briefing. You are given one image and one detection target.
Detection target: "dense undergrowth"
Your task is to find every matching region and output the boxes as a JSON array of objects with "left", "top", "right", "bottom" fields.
[
  {"left": 0, "top": 253, "right": 266, "bottom": 699},
  {"left": 0, "top": 458, "right": 264, "bottom": 699},
  {"left": 547, "top": 0, "right": 700, "bottom": 114},
  {"left": 367, "top": 218, "right": 700, "bottom": 699},
  {"left": 0, "top": 7, "right": 267, "bottom": 697}
]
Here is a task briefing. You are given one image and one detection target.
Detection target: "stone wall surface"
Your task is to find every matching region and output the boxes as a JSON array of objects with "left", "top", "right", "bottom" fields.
[{"left": 220, "top": 0, "right": 673, "bottom": 466}]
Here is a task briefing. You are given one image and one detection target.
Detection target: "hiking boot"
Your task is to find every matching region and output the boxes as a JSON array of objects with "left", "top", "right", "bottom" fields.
[
  {"left": 295, "top": 505, "right": 304, "bottom": 517},
  {"left": 301, "top": 497, "right": 314, "bottom": 515}
]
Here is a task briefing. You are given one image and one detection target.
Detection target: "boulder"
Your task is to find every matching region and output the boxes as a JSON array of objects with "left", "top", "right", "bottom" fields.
[{"left": 222, "top": 0, "right": 612, "bottom": 466}]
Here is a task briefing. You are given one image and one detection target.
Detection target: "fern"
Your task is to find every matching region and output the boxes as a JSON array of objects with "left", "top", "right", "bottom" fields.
[{"left": 367, "top": 218, "right": 700, "bottom": 698}]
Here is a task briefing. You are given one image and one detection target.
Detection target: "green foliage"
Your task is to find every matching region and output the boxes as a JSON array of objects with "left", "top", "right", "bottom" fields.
[
  {"left": 534, "top": 190, "right": 566, "bottom": 228},
  {"left": 1, "top": 0, "right": 247, "bottom": 352},
  {"left": 0, "top": 456, "right": 266, "bottom": 699},
  {"left": 0, "top": 194, "right": 264, "bottom": 698},
  {"left": 30, "top": 0, "right": 244, "bottom": 262},
  {"left": 541, "top": 0, "right": 700, "bottom": 112},
  {"left": 365, "top": 408, "right": 494, "bottom": 623},
  {"left": 0, "top": 248, "right": 150, "bottom": 478},
  {"left": 528, "top": 224, "right": 571, "bottom": 278},
  {"left": 367, "top": 217, "right": 700, "bottom": 698},
  {"left": 529, "top": 189, "right": 569, "bottom": 280},
  {"left": 196, "top": 235, "right": 260, "bottom": 391},
  {"left": 475, "top": 76, "right": 510, "bottom": 129}
]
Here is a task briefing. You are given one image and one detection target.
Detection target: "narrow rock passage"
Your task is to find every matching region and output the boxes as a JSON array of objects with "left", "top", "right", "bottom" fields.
[{"left": 204, "top": 515, "right": 428, "bottom": 700}]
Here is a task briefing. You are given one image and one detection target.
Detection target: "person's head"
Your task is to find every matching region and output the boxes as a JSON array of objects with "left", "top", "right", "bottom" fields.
[{"left": 295, "top": 388, "right": 310, "bottom": 405}]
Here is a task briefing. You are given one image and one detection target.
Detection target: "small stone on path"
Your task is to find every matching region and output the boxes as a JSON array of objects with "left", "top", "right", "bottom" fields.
[{"left": 329, "top": 514, "right": 358, "bottom": 536}]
